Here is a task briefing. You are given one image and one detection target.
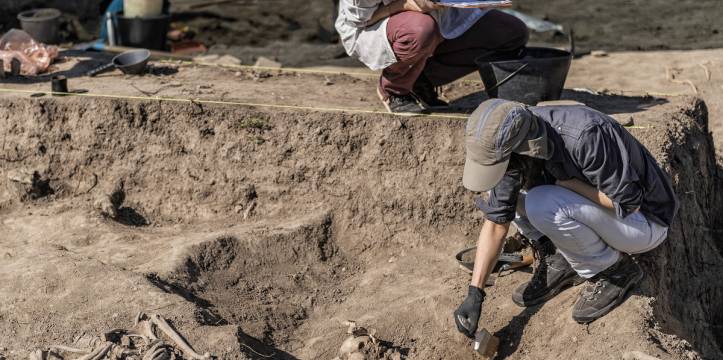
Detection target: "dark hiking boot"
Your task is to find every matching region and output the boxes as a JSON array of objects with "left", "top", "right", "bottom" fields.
[
  {"left": 412, "top": 74, "right": 449, "bottom": 110},
  {"left": 572, "top": 253, "right": 644, "bottom": 324},
  {"left": 512, "top": 237, "right": 581, "bottom": 307},
  {"left": 377, "top": 87, "right": 429, "bottom": 116}
]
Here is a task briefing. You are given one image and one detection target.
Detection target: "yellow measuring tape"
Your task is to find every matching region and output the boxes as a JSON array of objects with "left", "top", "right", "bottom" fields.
[
  {"left": 0, "top": 87, "right": 471, "bottom": 120},
  {"left": 0, "top": 87, "right": 653, "bottom": 128},
  {"left": 167, "top": 60, "right": 693, "bottom": 98}
]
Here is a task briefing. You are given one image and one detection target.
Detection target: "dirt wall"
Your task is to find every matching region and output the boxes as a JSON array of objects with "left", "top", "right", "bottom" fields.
[
  {"left": 0, "top": 96, "right": 721, "bottom": 358},
  {"left": 636, "top": 99, "right": 723, "bottom": 357}
]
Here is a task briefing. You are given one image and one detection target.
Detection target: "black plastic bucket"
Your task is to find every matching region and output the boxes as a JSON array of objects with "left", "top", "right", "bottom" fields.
[
  {"left": 476, "top": 47, "right": 573, "bottom": 105},
  {"left": 114, "top": 13, "right": 170, "bottom": 51},
  {"left": 17, "top": 8, "right": 62, "bottom": 44}
]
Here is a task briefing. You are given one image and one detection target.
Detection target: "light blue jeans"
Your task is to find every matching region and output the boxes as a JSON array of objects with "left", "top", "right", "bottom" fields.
[{"left": 513, "top": 185, "right": 669, "bottom": 278}]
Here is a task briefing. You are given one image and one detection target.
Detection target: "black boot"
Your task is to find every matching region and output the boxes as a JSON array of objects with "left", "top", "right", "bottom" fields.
[
  {"left": 572, "top": 253, "right": 644, "bottom": 323},
  {"left": 512, "top": 237, "right": 581, "bottom": 307},
  {"left": 412, "top": 73, "right": 449, "bottom": 110},
  {"left": 377, "top": 87, "right": 429, "bottom": 116}
]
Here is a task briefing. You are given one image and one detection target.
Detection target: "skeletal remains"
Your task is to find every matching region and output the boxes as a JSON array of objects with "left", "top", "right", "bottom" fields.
[{"left": 28, "top": 313, "right": 212, "bottom": 360}]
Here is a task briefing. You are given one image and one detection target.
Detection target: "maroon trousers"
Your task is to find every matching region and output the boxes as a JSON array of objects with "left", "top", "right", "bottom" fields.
[{"left": 380, "top": 10, "right": 529, "bottom": 97}]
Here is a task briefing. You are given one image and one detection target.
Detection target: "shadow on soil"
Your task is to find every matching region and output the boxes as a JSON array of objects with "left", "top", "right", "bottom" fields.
[
  {"left": 116, "top": 207, "right": 150, "bottom": 227},
  {"left": 493, "top": 304, "right": 543, "bottom": 359},
  {"left": 146, "top": 273, "right": 228, "bottom": 326},
  {"left": 448, "top": 89, "right": 669, "bottom": 115},
  {"left": 236, "top": 331, "right": 299, "bottom": 360}
]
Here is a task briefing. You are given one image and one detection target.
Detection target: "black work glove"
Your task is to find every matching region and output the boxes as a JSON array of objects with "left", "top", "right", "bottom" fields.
[{"left": 454, "top": 285, "right": 485, "bottom": 338}]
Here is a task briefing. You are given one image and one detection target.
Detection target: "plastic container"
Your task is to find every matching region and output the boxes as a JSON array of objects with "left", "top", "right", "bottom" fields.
[
  {"left": 123, "top": 0, "right": 164, "bottom": 17},
  {"left": 17, "top": 8, "right": 62, "bottom": 44},
  {"left": 475, "top": 47, "right": 573, "bottom": 105},
  {"left": 115, "top": 13, "right": 170, "bottom": 50}
]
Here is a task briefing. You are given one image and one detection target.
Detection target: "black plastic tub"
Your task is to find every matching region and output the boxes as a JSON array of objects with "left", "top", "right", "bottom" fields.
[
  {"left": 476, "top": 47, "right": 573, "bottom": 105},
  {"left": 17, "top": 8, "right": 62, "bottom": 44},
  {"left": 114, "top": 13, "right": 170, "bottom": 51}
]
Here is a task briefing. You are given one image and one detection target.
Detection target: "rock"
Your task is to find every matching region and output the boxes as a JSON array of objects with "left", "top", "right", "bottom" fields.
[
  {"left": 617, "top": 116, "right": 635, "bottom": 127},
  {"left": 591, "top": 50, "right": 608, "bottom": 57},
  {"left": 193, "top": 54, "right": 241, "bottom": 66},
  {"left": 254, "top": 56, "right": 282, "bottom": 69},
  {"left": 95, "top": 179, "right": 125, "bottom": 219},
  {"left": 339, "top": 336, "right": 370, "bottom": 355},
  {"left": 95, "top": 195, "right": 117, "bottom": 218},
  {"left": 7, "top": 169, "right": 52, "bottom": 200}
]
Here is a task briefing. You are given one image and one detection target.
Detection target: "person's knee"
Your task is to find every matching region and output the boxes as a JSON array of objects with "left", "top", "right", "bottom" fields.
[
  {"left": 525, "top": 185, "right": 564, "bottom": 229},
  {"left": 488, "top": 10, "right": 529, "bottom": 50},
  {"left": 508, "top": 15, "right": 530, "bottom": 48},
  {"left": 393, "top": 13, "right": 441, "bottom": 55}
]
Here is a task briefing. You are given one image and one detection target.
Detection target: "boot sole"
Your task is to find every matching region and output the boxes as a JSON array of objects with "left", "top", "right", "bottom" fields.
[
  {"left": 512, "top": 272, "right": 583, "bottom": 307},
  {"left": 376, "top": 87, "right": 427, "bottom": 117},
  {"left": 413, "top": 95, "right": 449, "bottom": 111},
  {"left": 572, "top": 269, "right": 645, "bottom": 324}
]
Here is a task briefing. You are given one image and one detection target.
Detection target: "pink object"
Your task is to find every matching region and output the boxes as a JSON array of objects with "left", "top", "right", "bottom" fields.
[{"left": 0, "top": 29, "right": 59, "bottom": 75}]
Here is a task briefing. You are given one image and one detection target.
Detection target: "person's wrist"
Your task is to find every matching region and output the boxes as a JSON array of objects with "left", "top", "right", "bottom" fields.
[{"left": 468, "top": 285, "right": 485, "bottom": 301}]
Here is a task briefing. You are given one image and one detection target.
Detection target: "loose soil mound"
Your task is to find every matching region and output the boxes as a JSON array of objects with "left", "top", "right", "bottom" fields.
[{"left": 0, "top": 93, "right": 721, "bottom": 359}]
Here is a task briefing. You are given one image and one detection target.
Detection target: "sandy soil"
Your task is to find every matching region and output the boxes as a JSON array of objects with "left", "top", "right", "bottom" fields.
[
  {"left": 1, "top": 56, "right": 722, "bottom": 360},
  {"left": 159, "top": 0, "right": 723, "bottom": 67}
]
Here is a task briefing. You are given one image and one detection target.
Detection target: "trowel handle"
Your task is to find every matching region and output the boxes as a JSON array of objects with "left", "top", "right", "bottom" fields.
[{"left": 86, "top": 62, "right": 116, "bottom": 77}]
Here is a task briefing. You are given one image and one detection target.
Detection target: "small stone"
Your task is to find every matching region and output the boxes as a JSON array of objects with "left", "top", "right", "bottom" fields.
[
  {"left": 194, "top": 54, "right": 241, "bottom": 66},
  {"left": 95, "top": 195, "right": 118, "bottom": 219},
  {"left": 591, "top": 50, "right": 608, "bottom": 57},
  {"left": 254, "top": 56, "right": 282, "bottom": 69},
  {"left": 619, "top": 116, "right": 635, "bottom": 127}
]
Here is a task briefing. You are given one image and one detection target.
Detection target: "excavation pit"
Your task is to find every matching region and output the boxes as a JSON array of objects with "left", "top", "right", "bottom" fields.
[{"left": 0, "top": 64, "right": 721, "bottom": 360}]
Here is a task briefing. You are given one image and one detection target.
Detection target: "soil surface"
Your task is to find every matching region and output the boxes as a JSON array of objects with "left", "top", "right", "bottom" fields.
[
  {"left": 160, "top": 0, "right": 723, "bottom": 67},
  {"left": 1, "top": 59, "right": 722, "bottom": 360}
]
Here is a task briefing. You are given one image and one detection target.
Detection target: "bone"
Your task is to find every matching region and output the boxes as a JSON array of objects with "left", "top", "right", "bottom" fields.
[
  {"left": 143, "top": 341, "right": 170, "bottom": 360},
  {"left": 75, "top": 342, "right": 113, "bottom": 360},
  {"left": 49, "top": 345, "right": 90, "bottom": 354},
  {"left": 149, "top": 314, "right": 211, "bottom": 360}
]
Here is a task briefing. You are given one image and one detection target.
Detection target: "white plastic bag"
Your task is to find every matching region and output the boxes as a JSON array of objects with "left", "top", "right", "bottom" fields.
[{"left": 0, "top": 29, "right": 59, "bottom": 75}]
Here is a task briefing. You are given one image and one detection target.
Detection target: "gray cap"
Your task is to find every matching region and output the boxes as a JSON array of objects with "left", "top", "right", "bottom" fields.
[{"left": 463, "top": 99, "right": 534, "bottom": 192}]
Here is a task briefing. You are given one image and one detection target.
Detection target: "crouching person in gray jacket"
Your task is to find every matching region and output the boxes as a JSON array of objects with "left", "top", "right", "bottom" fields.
[{"left": 453, "top": 99, "right": 679, "bottom": 337}]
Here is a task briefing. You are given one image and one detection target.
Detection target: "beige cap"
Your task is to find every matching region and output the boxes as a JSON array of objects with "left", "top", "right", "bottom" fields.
[{"left": 463, "top": 99, "right": 532, "bottom": 192}]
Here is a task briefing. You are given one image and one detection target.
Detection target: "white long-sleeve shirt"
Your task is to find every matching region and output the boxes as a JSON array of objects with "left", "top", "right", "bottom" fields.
[{"left": 335, "top": 0, "right": 488, "bottom": 70}]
